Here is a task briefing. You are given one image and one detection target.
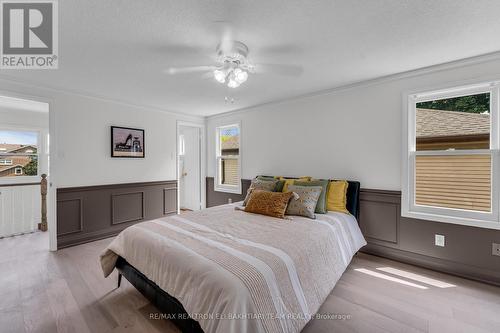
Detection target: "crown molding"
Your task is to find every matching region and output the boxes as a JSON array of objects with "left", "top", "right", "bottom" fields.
[
  {"left": 206, "top": 50, "right": 500, "bottom": 120},
  {"left": 0, "top": 74, "right": 203, "bottom": 121}
]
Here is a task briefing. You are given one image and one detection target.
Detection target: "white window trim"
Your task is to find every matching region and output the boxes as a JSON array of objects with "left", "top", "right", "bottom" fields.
[
  {"left": 14, "top": 167, "right": 23, "bottom": 175},
  {"left": 402, "top": 81, "right": 500, "bottom": 230},
  {"left": 214, "top": 122, "right": 242, "bottom": 194}
]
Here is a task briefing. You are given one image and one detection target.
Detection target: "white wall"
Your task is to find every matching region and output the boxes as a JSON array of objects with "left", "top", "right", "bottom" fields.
[
  {"left": 207, "top": 56, "right": 500, "bottom": 190},
  {"left": 0, "top": 78, "right": 203, "bottom": 188},
  {"left": 0, "top": 107, "right": 49, "bottom": 129}
]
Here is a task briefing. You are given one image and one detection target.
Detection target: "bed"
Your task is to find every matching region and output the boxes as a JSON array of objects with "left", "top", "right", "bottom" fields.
[{"left": 100, "top": 181, "right": 366, "bottom": 333}]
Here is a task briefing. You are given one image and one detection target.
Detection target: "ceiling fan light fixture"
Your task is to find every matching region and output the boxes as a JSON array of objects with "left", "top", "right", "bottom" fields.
[
  {"left": 213, "top": 69, "right": 226, "bottom": 83},
  {"left": 234, "top": 68, "right": 248, "bottom": 83},
  {"left": 227, "top": 79, "right": 240, "bottom": 88}
]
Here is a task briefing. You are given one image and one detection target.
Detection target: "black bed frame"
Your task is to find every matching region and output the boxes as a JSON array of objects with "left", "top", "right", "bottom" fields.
[{"left": 115, "top": 180, "right": 360, "bottom": 333}]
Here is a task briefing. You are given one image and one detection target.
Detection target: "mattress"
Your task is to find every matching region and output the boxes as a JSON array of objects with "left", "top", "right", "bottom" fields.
[{"left": 100, "top": 203, "right": 366, "bottom": 333}]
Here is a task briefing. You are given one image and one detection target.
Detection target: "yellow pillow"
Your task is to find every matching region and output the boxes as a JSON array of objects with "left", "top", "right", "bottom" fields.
[
  {"left": 327, "top": 180, "right": 349, "bottom": 213},
  {"left": 280, "top": 176, "right": 312, "bottom": 192}
]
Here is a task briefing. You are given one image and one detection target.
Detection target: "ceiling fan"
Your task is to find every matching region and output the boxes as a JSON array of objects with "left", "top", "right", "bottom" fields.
[{"left": 165, "top": 40, "right": 303, "bottom": 88}]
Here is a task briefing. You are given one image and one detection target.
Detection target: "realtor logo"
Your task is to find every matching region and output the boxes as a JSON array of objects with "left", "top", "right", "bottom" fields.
[{"left": 0, "top": 0, "right": 58, "bottom": 69}]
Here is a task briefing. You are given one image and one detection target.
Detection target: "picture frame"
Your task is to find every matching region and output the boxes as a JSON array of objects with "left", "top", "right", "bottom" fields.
[{"left": 111, "top": 126, "right": 145, "bottom": 158}]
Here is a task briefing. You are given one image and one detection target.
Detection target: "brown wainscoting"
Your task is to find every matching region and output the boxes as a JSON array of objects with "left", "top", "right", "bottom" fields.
[
  {"left": 57, "top": 180, "right": 177, "bottom": 249},
  {"left": 206, "top": 177, "right": 251, "bottom": 207},
  {"left": 358, "top": 188, "right": 500, "bottom": 286},
  {"left": 205, "top": 178, "right": 500, "bottom": 285}
]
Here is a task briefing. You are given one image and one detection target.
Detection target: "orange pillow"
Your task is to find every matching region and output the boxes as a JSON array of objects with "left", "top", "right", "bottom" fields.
[{"left": 244, "top": 190, "right": 294, "bottom": 219}]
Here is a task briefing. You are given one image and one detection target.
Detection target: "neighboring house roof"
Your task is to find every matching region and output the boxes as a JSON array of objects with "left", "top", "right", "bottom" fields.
[
  {"left": 221, "top": 136, "right": 239, "bottom": 150},
  {"left": 0, "top": 164, "right": 24, "bottom": 173},
  {"left": 0, "top": 144, "right": 37, "bottom": 153},
  {"left": 416, "top": 108, "right": 490, "bottom": 139}
]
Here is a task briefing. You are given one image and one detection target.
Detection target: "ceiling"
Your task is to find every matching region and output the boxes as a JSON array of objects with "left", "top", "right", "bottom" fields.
[{"left": 2, "top": 0, "right": 500, "bottom": 117}]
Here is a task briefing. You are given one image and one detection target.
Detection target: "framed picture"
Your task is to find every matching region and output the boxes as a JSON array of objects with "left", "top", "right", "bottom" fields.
[{"left": 111, "top": 126, "right": 145, "bottom": 158}]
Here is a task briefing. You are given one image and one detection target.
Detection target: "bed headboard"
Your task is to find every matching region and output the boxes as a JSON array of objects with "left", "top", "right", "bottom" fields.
[
  {"left": 260, "top": 176, "right": 361, "bottom": 220},
  {"left": 344, "top": 181, "right": 360, "bottom": 220}
]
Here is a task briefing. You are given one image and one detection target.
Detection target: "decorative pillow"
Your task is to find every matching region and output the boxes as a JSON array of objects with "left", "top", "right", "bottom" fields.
[
  {"left": 257, "top": 175, "right": 285, "bottom": 192},
  {"left": 243, "top": 178, "right": 278, "bottom": 206},
  {"left": 327, "top": 180, "right": 349, "bottom": 214},
  {"left": 294, "top": 179, "right": 329, "bottom": 214},
  {"left": 257, "top": 175, "right": 276, "bottom": 181},
  {"left": 274, "top": 180, "right": 286, "bottom": 192},
  {"left": 244, "top": 190, "right": 294, "bottom": 219},
  {"left": 280, "top": 176, "right": 312, "bottom": 192},
  {"left": 286, "top": 185, "right": 322, "bottom": 219}
]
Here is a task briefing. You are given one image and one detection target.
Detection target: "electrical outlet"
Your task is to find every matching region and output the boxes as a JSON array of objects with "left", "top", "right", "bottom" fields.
[
  {"left": 435, "top": 234, "right": 445, "bottom": 247},
  {"left": 493, "top": 243, "right": 500, "bottom": 257}
]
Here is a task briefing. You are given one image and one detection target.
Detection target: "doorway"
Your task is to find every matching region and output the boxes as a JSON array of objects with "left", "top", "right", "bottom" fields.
[
  {"left": 0, "top": 95, "right": 51, "bottom": 250},
  {"left": 177, "top": 122, "right": 204, "bottom": 212}
]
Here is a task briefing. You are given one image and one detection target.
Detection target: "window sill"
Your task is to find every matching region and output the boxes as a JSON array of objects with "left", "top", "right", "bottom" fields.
[
  {"left": 0, "top": 175, "right": 41, "bottom": 185},
  {"left": 402, "top": 209, "right": 500, "bottom": 230},
  {"left": 214, "top": 185, "right": 242, "bottom": 195}
]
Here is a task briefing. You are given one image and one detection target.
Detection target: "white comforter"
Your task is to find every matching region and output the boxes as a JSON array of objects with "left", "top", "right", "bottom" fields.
[{"left": 100, "top": 203, "right": 366, "bottom": 333}]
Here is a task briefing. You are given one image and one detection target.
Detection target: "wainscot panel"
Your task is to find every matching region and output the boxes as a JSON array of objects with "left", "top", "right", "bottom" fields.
[
  {"left": 359, "top": 189, "right": 500, "bottom": 286},
  {"left": 206, "top": 177, "right": 251, "bottom": 207},
  {"left": 206, "top": 177, "right": 500, "bottom": 286},
  {"left": 57, "top": 180, "right": 177, "bottom": 249}
]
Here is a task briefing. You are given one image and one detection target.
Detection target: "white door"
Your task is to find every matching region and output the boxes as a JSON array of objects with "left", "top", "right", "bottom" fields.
[{"left": 178, "top": 126, "right": 201, "bottom": 211}]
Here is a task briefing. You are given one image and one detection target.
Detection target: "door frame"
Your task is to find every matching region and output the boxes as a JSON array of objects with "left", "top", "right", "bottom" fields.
[
  {"left": 0, "top": 90, "right": 56, "bottom": 250},
  {"left": 176, "top": 121, "right": 205, "bottom": 212}
]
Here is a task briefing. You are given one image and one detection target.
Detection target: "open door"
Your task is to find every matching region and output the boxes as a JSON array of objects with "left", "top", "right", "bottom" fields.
[
  {"left": 0, "top": 96, "right": 50, "bottom": 249},
  {"left": 178, "top": 124, "right": 201, "bottom": 211}
]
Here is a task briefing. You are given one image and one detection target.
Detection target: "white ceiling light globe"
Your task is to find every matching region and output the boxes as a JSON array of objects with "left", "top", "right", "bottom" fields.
[
  {"left": 235, "top": 69, "right": 248, "bottom": 83},
  {"left": 213, "top": 69, "right": 226, "bottom": 83},
  {"left": 227, "top": 79, "right": 240, "bottom": 88}
]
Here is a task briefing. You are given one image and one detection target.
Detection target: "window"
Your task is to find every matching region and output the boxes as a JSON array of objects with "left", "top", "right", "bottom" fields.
[
  {"left": 403, "top": 82, "right": 500, "bottom": 229},
  {"left": 215, "top": 123, "right": 241, "bottom": 194},
  {"left": 0, "top": 130, "right": 39, "bottom": 179}
]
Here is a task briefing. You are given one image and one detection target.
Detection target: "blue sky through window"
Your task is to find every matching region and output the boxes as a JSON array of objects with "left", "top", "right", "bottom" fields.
[{"left": 0, "top": 130, "right": 37, "bottom": 145}]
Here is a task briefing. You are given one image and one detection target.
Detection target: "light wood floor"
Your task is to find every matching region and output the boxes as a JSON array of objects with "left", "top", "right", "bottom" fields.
[{"left": 2, "top": 232, "right": 500, "bottom": 333}]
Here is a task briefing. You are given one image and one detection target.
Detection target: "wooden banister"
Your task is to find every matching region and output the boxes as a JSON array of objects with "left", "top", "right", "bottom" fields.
[{"left": 39, "top": 174, "right": 48, "bottom": 232}]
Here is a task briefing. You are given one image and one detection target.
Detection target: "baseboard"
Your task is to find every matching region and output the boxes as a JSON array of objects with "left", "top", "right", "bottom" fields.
[
  {"left": 57, "top": 229, "right": 121, "bottom": 249},
  {"left": 361, "top": 243, "right": 500, "bottom": 287}
]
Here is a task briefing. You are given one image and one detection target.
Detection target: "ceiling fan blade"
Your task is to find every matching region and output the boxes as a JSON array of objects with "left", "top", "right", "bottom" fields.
[
  {"left": 253, "top": 63, "right": 303, "bottom": 76},
  {"left": 258, "top": 44, "right": 302, "bottom": 55},
  {"left": 201, "top": 72, "right": 215, "bottom": 80},
  {"left": 151, "top": 44, "right": 209, "bottom": 57},
  {"left": 164, "top": 66, "right": 215, "bottom": 75}
]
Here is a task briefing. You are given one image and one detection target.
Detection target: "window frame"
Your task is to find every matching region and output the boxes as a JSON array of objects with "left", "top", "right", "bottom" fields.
[
  {"left": 0, "top": 128, "right": 41, "bottom": 184},
  {"left": 214, "top": 122, "right": 242, "bottom": 194},
  {"left": 402, "top": 81, "right": 500, "bottom": 230}
]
